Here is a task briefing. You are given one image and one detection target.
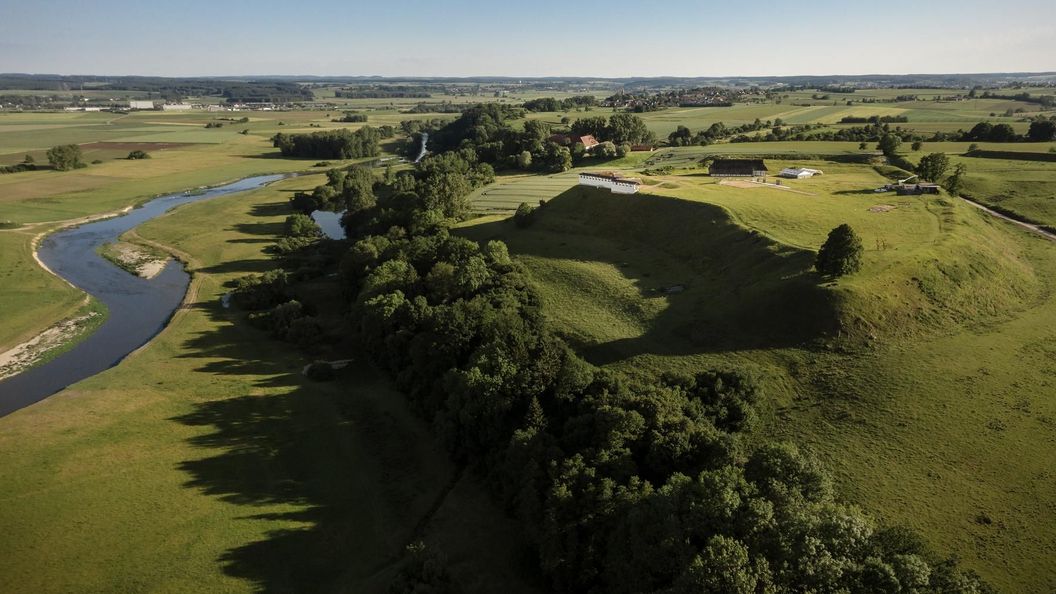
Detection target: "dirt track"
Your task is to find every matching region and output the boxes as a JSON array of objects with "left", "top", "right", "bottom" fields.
[{"left": 961, "top": 197, "right": 1056, "bottom": 242}]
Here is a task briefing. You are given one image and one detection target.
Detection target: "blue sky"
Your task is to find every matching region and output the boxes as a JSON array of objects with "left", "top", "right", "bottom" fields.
[{"left": 2, "top": 0, "right": 1054, "bottom": 77}]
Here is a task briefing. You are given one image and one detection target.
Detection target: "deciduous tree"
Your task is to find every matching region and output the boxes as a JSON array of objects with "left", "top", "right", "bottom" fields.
[
  {"left": 815, "top": 224, "right": 864, "bottom": 277},
  {"left": 46, "top": 144, "right": 85, "bottom": 171}
]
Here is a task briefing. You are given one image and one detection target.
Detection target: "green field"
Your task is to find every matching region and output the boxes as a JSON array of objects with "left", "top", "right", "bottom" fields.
[
  {"left": 520, "top": 91, "right": 1054, "bottom": 137},
  {"left": 459, "top": 162, "right": 1056, "bottom": 592},
  {"left": 0, "top": 176, "right": 538, "bottom": 593}
]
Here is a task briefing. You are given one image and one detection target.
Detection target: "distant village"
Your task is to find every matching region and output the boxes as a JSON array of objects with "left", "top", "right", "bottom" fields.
[{"left": 57, "top": 99, "right": 311, "bottom": 113}]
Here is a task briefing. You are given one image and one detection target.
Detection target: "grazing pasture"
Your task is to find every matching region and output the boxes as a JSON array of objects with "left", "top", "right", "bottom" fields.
[{"left": 460, "top": 162, "right": 1056, "bottom": 592}]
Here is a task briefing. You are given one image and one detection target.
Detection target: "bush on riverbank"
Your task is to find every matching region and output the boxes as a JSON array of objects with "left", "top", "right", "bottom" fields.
[{"left": 231, "top": 269, "right": 290, "bottom": 310}]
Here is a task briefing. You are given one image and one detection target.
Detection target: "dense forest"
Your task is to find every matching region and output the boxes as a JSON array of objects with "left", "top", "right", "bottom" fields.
[{"left": 231, "top": 111, "right": 995, "bottom": 593}]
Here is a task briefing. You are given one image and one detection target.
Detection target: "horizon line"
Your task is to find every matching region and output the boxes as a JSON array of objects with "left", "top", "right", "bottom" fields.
[{"left": 3, "top": 70, "right": 1056, "bottom": 81}]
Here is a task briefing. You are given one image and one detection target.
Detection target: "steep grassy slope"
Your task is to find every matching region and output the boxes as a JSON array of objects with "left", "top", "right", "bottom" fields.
[
  {"left": 462, "top": 187, "right": 838, "bottom": 363},
  {"left": 458, "top": 180, "right": 1056, "bottom": 592}
]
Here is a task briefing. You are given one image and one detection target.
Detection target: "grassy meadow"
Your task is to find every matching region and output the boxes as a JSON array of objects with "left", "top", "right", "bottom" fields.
[
  {"left": 459, "top": 160, "right": 1056, "bottom": 592},
  {"left": 0, "top": 175, "right": 539, "bottom": 593}
]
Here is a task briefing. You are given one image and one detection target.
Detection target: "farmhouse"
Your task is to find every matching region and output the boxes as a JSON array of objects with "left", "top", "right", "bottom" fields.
[
  {"left": 578, "top": 171, "right": 642, "bottom": 194},
  {"left": 709, "top": 159, "right": 768, "bottom": 177},
  {"left": 550, "top": 133, "right": 600, "bottom": 151},
  {"left": 128, "top": 100, "right": 155, "bottom": 110},
  {"left": 895, "top": 183, "right": 941, "bottom": 195},
  {"left": 779, "top": 167, "right": 823, "bottom": 179}
]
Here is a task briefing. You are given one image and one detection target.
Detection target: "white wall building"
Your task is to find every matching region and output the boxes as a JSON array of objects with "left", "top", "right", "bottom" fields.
[
  {"left": 128, "top": 100, "right": 155, "bottom": 110},
  {"left": 161, "top": 103, "right": 193, "bottom": 111},
  {"left": 778, "top": 167, "right": 823, "bottom": 179},
  {"left": 578, "top": 171, "right": 642, "bottom": 194}
]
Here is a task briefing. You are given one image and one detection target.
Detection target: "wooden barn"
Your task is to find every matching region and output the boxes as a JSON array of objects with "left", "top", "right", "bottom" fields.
[
  {"left": 895, "top": 183, "right": 941, "bottom": 195},
  {"left": 709, "top": 159, "right": 768, "bottom": 177}
]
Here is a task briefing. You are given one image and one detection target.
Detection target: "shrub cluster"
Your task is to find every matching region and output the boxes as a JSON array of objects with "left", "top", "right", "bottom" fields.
[
  {"left": 513, "top": 202, "right": 537, "bottom": 228},
  {"left": 0, "top": 162, "right": 36, "bottom": 174},
  {"left": 332, "top": 112, "right": 367, "bottom": 123}
]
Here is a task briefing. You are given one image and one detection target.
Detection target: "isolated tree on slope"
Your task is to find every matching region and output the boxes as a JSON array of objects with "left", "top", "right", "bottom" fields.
[
  {"left": 816, "top": 224, "right": 863, "bottom": 277},
  {"left": 943, "top": 163, "right": 968, "bottom": 195},
  {"left": 916, "top": 152, "right": 950, "bottom": 182},
  {"left": 877, "top": 134, "right": 902, "bottom": 157}
]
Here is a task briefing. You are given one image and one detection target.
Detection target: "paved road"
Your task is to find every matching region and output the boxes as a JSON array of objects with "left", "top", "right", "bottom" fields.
[{"left": 960, "top": 197, "right": 1056, "bottom": 242}]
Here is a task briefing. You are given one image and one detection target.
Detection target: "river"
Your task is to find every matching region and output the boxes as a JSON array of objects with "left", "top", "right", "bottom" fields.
[
  {"left": 0, "top": 174, "right": 285, "bottom": 417},
  {"left": 414, "top": 132, "right": 429, "bottom": 163}
]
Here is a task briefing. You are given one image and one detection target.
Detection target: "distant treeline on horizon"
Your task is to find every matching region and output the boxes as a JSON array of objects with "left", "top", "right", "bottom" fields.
[{"left": 2, "top": 72, "right": 1056, "bottom": 94}]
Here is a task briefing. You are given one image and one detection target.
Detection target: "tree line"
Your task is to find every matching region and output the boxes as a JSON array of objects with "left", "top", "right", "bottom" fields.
[
  {"left": 271, "top": 126, "right": 390, "bottom": 159},
  {"left": 962, "top": 118, "right": 1056, "bottom": 143},
  {"left": 664, "top": 115, "right": 1056, "bottom": 147},
  {"left": 839, "top": 115, "right": 908, "bottom": 124},
  {"left": 522, "top": 95, "right": 598, "bottom": 112}
]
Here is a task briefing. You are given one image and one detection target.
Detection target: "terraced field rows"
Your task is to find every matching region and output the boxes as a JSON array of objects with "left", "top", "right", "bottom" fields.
[{"left": 469, "top": 171, "right": 579, "bottom": 213}]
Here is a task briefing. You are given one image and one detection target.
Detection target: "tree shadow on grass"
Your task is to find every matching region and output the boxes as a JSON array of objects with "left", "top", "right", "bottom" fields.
[
  {"left": 833, "top": 189, "right": 886, "bottom": 196},
  {"left": 226, "top": 237, "right": 275, "bottom": 245},
  {"left": 194, "top": 257, "right": 278, "bottom": 280},
  {"left": 460, "top": 187, "right": 839, "bottom": 366},
  {"left": 250, "top": 202, "right": 292, "bottom": 218},
  {"left": 169, "top": 300, "right": 463, "bottom": 592},
  {"left": 233, "top": 221, "right": 285, "bottom": 237}
]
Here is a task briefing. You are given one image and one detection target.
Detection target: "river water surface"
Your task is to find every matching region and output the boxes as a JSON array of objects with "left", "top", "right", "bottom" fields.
[{"left": 0, "top": 174, "right": 284, "bottom": 417}]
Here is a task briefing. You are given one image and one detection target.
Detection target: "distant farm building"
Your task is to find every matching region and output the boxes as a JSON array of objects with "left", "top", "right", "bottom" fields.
[
  {"left": 631, "top": 144, "right": 655, "bottom": 152},
  {"left": 550, "top": 133, "right": 600, "bottom": 151},
  {"left": 161, "top": 103, "right": 193, "bottom": 111},
  {"left": 779, "top": 167, "right": 823, "bottom": 179},
  {"left": 709, "top": 159, "right": 768, "bottom": 177},
  {"left": 128, "top": 100, "right": 155, "bottom": 110},
  {"left": 578, "top": 171, "right": 642, "bottom": 194},
  {"left": 895, "top": 183, "right": 940, "bottom": 195}
]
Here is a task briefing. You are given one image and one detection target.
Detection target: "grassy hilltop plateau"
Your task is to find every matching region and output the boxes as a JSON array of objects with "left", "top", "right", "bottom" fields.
[{"left": 0, "top": 73, "right": 1055, "bottom": 593}]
